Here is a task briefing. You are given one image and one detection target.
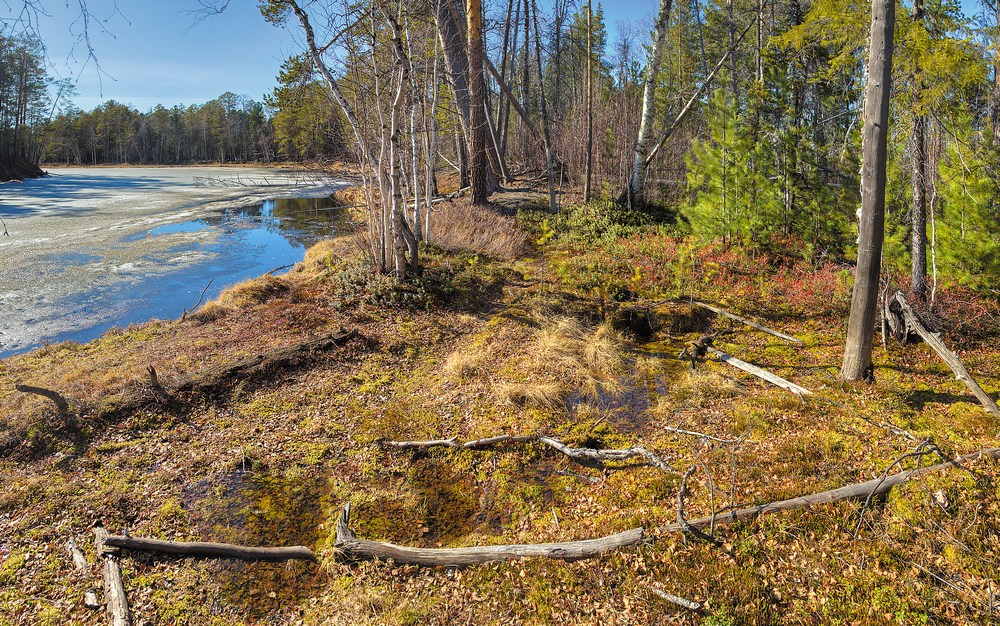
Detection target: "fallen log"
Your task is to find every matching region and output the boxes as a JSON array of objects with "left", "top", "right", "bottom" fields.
[
  {"left": 334, "top": 502, "right": 643, "bottom": 567},
  {"left": 92, "top": 526, "right": 131, "bottom": 626},
  {"left": 659, "top": 447, "right": 1000, "bottom": 534},
  {"left": 65, "top": 537, "right": 89, "bottom": 570},
  {"left": 101, "top": 534, "right": 317, "bottom": 563},
  {"left": 706, "top": 347, "right": 812, "bottom": 396},
  {"left": 383, "top": 434, "right": 673, "bottom": 472},
  {"left": 890, "top": 291, "right": 1000, "bottom": 418},
  {"left": 694, "top": 301, "right": 803, "bottom": 346},
  {"left": 171, "top": 329, "right": 358, "bottom": 393},
  {"left": 650, "top": 586, "right": 703, "bottom": 612}
]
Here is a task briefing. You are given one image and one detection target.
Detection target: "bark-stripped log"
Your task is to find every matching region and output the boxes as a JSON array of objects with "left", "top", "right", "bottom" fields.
[
  {"left": 891, "top": 291, "right": 1000, "bottom": 418},
  {"left": 334, "top": 502, "right": 643, "bottom": 567},
  {"left": 706, "top": 347, "right": 812, "bottom": 396},
  {"left": 693, "top": 301, "right": 803, "bottom": 346},
  {"left": 65, "top": 538, "right": 89, "bottom": 570},
  {"left": 92, "top": 526, "right": 131, "bottom": 626},
  {"left": 171, "top": 329, "right": 357, "bottom": 393},
  {"left": 101, "top": 535, "right": 317, "bottom": 562},
  {"left": 660, "top": 447, "right": 1000, "bottom": 533}
]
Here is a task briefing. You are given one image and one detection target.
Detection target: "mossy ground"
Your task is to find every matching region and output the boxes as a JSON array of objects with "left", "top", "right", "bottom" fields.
[{"left": 1, "top": 195, "right": 999, "bottom": 624}]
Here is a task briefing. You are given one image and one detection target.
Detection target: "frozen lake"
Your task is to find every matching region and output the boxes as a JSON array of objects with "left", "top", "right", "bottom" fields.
[{"left": 0, "top": 167, "right": 352, "bottom": 358}]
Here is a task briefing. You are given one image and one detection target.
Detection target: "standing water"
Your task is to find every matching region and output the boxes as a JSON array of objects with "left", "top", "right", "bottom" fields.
[{"left": 0, "top": 167, "right": 353, "bottom": 358}]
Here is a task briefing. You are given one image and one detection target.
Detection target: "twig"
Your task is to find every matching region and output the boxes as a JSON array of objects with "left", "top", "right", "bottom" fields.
[
  {"left": 665, "top": 426, "right": 744, "bottom": 444},
  {"left": 853, "top": 440, "right": 944, "bottom": 537},
  {"left": 676, "top": 466, "right": 722, "bottom": 545},
  {"left": 649, "top": 586, "right": 703, "bottom": 612},
  {"left": 182, "top": 277, "right": 214, "bottom": 321},
  {"left": 265, "top": 264, "right": 294, "bottom": 276}
]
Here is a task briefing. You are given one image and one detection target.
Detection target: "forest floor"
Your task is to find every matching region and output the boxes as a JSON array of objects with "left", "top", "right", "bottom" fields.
[{"left": 1, "top": 187, "right": 999, "bottom": 625}]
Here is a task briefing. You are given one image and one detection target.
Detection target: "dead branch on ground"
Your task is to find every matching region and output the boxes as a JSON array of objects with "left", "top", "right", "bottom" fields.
[
  {"left": 101, "top": 534, "right": 317, "bottom": 562},
  {"left": 382, "top": 433, "right": 673, "bottom": 472},
  {"left": 92, "top": 526, "right": 131, "bottom": 626},
  {"left": 15, "top": 383, "right": 69, "bottom": 413},
  {"left": 705, "top": 347, "right": 813, "bottom": 396},
  {"left": 659, "top": 447, "right": 1000, "bottom": 534},
  {"left": 334, "top": 502, "right": 643, "bottom": 567}
]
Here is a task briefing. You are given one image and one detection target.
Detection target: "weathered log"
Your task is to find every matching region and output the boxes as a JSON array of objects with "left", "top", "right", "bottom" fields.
[
  {"left": 14, "top": 383, "right": 69, "bottom": 413},
  {"left": 92, "top": 526, "right": 131, "bottom": 626},
  {"left": 538, "top": 436, "right": 673, "bottom": 472},
  {"left": 693, "top": 301, "right": 803, "bottom": 346},
  {"left": 891, "top": 291, "right": 1000, "bottom": 418},
  {"left": 101, "top": 534, "right": 317, "bottom": 563},
  {"left": 463, "top": 434, "right": 538, "bottom": 449},
  {"left": 706, "top": 347, "right": 812, "bottom": 396},
  {"left": 660, "top": 447, "right": 1000, "bottom": 533},
  {"left": 171, "top": 329, "right": 358, "bottom": 393},
  {"left": 384, "top": 437, "right": 459, "bottom": 449},
  {"left": 334, "top": 502, "right": 643, "bottom": 567}
]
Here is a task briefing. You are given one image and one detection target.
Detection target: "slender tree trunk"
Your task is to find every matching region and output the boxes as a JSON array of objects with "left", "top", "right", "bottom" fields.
[
  {"left": 387, "top": 12, "right": 413, "bottom": 279},
  {"left": 624, "top": 0, "right": 673, "bottom": 206},
  {"left": 842, "top": 0, "right": 894, "bottom": 381},
  {"left": 584, "top": 0, "right": 593, "bottom": 202},
  {"left": 531, "top": 0, "right": 557, "bottom": 212},
  {"left": 909, "top": 0, "right": 927, "bottom": 301}
]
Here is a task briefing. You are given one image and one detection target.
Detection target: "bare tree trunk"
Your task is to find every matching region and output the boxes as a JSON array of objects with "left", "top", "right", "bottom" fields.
[
  {"left": 909, "top": 0, "right": 927, "bottom": 301},
  {"left": 624, "top": 0, "right": 673, "bottom": 206},
  {"left": 531, "top": 0, "right": 557, "bottom": 212},
  {"left": 584, "top": 0, "right": 593, "bottom": 202},
  {"left": 387, "top": 11, "right": 413, "bottom": 278},
  {"left": 842, "top": 0, "right": 894, "bottom": 381}
]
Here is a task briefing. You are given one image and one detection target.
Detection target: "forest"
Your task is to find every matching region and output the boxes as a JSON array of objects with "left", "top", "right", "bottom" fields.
[{"left": 2, "top": 0, "right": 1000, "bottom": 623}]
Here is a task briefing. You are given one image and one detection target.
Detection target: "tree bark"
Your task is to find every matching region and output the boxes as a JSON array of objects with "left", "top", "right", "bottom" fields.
[
  {"left": 467, "top": 0, "right": 489, "bottom": 204},
  {"left": 842, "top": 0, "right": 894, "bottom": 381},
  {"left": 531, "top": 0, "right": 558, "bottom": 212}
]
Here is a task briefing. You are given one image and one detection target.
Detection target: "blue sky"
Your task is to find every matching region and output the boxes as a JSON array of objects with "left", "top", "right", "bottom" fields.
[
  {"left": 26, "top": 0, "right": 986, "bottom": 113},
  {"left": 28, "top": 0, "right": 661, "bottom": 113},
  {"left": 33, "top": 0, "right": 298, "bottom": 110}
]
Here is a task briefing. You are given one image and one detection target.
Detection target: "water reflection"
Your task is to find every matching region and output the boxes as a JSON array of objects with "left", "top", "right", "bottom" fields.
[{"left": 0, "top": 194, "right": 353, "bottom": 358}]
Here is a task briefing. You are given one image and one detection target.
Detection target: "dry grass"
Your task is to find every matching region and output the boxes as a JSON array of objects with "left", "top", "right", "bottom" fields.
[
  {"left": 535, "top": 315, "right": 627, "bottom": 387},
  {"left": 442, "top": 348, "right": 487, "bottom": 381},
  {"left": 495, "top": 380, "right": 565, "bottom": 408},
  {"left": 429, "top": 200, "right": 531, "bottom": 259}
]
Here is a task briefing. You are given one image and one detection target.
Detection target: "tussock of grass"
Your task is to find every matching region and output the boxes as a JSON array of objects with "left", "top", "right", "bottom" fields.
[
  {"left": 442, "top": 349, "right": 487, "bottom": 381},
  {"left": 495, "top": 381, "right": 565, "bottom": 408},
  {"left": 430, "top": 200, "right": 531, "bottom": 259}
]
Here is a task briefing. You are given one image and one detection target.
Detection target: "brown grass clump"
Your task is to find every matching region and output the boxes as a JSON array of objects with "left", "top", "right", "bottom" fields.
[
  {"left": 535, "top": 316, "right": 626, "bottom": 386},
  {"left": 496, "top": 381, "right": 565, "bottom": 408},
  {"left": 429, "top": 200, "right": 531, "bottom": 259},
  {"left": 442, "top": 348, "right": 488, "bottom": 381}
]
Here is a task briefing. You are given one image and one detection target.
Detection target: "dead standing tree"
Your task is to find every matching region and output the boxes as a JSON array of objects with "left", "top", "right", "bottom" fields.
[{"left": 841, "top": 0, "right": 895, "bottom": 381}]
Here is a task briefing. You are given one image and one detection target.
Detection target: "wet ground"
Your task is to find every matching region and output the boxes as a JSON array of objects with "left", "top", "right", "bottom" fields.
[{"left": 0, "top": 167, "right": 352, "bottom": 357}]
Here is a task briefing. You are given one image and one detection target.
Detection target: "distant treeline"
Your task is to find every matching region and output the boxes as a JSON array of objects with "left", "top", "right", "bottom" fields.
[{"left": 40, "top": 84, "right": 349, "bottom": 165}]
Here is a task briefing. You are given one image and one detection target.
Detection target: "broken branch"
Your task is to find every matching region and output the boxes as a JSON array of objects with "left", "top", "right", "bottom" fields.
[
  {"left": 15, "top": 383, "right": 69, "bottom": 413},
  {"left": 660, "top": 447, "right": 1000, "bottom": 534}
]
